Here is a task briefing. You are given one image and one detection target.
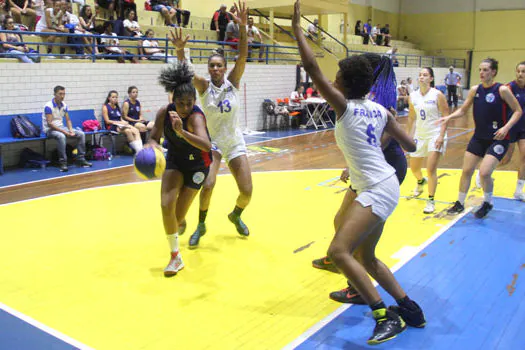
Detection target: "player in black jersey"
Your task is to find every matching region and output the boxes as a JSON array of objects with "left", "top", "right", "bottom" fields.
[{"left": 147, "top": 62, "right": 213, "bottom": 277}]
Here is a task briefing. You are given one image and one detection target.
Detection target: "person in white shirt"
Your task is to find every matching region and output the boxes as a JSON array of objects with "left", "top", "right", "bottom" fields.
[
  {"left": 293, "top": 1, "right": 423, "bottom": 345},
  {"left": 100, "top": 21, "right": 138, "bottom": 63},
  {"left": 142, "top": 29, "right": 176, "bottom": 62},
  {"left": 246, "top": 16, "right": 263, "bottom": 62},
  {"left": 289, "top": 85, "right": 307, "bottom": 127},
  {"left": 123, "top": 9, "right": 142, "bottom": 37},
  {"left": 406, "top": 77, "right": 415, "bottom": 93},
  {"left": 407, "top": 67, "right": 449, "bottom": 213},
  {"left": 43, "top": 85, "right": 92, "bottom": 171}
]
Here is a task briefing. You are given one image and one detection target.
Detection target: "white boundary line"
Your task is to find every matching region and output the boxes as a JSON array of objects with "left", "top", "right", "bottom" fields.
[
  {"left": 283, "top": 207, "right": 473, "bottom": 350},
  {"left": 0, "top": 302, "right": 95, "bottom": 350},
  {"left": 0, "top": 164, "right": 133, "bottom": 190}
]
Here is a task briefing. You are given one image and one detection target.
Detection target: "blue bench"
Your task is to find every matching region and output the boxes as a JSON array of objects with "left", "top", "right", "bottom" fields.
[{"left": 0, "top": 109, "right": 110, "bottom": 174}]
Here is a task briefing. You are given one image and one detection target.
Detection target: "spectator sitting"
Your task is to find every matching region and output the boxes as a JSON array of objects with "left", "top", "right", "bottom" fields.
[
  {"left": 149, "top": 0, "right": 176, "bottom": 27},
  {"left": 381, "top": 23, "right": 391, "bottom": 46},
  {"left": 100, "top": 20, "right": 138, "bottom": 63},
  {"left": 102, "top": 90, "right": 143, "bottom": 154},
  {"left": 172, "top": 0, "right": 189, "bottom": 28},
  {"left": 118, "top": 0, "right": 136, "bottom": 21},
  {"left": 0, "top": 15, "right": 40, "bottom": 62},
  {"left": 289, "top": 85, "right": 307, "bottom": 127},
  {"left": 32, "top": 0, "right": 45, "bottom": 27},
  {"left": 64, "top": 2, "right": 91, "bottom": 56},
  {"left": 211, "top": 4, "right": 232, "bottom": 42},
  {"left": 78, "top": 4, "right": 99, "bottom": 55},
  {"left": 362, "top": 19, "right": 372, "bottom": 44},
  {"left": 43, "top": 85, "right": 92, "bottom": 172},
  {"left": 372, "top": 23, "right": 382, "bottom": 45},
  {"left": 141, "top": 28, "right": 176, "bottom": 62},
  {"left": 306, "top": 18, "right": 324, "bottom": 41},
  {"left": 122, "top": 86, "right": 154, "bottom": 144},
  {"left": 35, "top": 0, "right": 68, "bottom": 58},
  {"left": 397, "top": 80, "right": 409, "bottom": 111},
  {"left": 386, "top": 46, "right": 398, "bottom": 66},
  {"left": 247, "top": 16, "right": 263, "bottom": 62},
  {"left": 225, "top": 16, "right": 239, "bottom": 49},
  {"left": 123, "top": 8, "right": 142, "bottom": 36},
  {"left": 306, "top": 83, "right": 319, "bottom": 98},
  {"left": 95, "top": 0, "right": 116, "bottom": 20},
  {"left": 4, "top": 0, "right": 37, "bottom": 31}
]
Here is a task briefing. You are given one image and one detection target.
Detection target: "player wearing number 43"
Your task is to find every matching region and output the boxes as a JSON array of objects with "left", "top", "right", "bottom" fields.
[
  {"left": 407, "top": 67, "right": 450, "bottom": 214},
  {"left": 169, "top": 1, "right": 253, "bottom": 249}
]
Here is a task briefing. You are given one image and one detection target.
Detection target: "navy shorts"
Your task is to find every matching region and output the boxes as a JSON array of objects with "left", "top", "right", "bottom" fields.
[
  {"left": 510, "top": 130, "right": 525, "bottom": 143},
  {"left": 466, "top": 136, "right": 509, "bottom": 161},
  {"left": 166, "top": 156, "right": 209, "bottom": 190}
]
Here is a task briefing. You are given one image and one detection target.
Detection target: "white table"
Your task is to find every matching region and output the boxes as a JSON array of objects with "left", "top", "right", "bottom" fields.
[{"left": 301, "top": 97, "right": 333, "bottom": 129}]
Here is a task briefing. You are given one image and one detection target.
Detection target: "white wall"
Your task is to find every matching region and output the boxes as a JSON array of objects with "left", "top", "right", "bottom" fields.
[{"left": 0, "top": 63, "right": 296, "bottom": 167}]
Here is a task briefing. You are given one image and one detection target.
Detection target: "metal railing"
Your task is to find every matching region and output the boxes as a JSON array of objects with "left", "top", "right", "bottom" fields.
[
  {"left": 301, "top": 16, "right": 349, "bottom": 57},
  {"left": 0, "top": 29, "right": 465, "bottom": 68}
]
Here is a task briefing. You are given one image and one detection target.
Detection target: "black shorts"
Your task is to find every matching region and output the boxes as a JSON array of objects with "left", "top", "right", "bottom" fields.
[
  {"left": 166, "top": 158, "right": 209, "bottom": 190},
  {"left": 466, "top": 136, "right": 509, "bottom": 161},
  {"left": 510, "top": 130, "right": 525, "bottom": 143}
]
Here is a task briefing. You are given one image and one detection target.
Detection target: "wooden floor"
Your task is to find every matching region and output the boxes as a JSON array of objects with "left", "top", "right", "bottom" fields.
[{"left": 0, "top": 114, "right": 521, "bottom": 205}]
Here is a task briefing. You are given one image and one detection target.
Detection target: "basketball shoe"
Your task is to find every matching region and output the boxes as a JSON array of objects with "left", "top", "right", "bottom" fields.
[
  {"left": 312, "top": 256, "right": 340, "bottom": 273},
  {"left": 164, "top": 252, "right": 184, "bottom": 277},
  {"left": 228, "top": 213, "right": 249, "bottom": 236},
  {"left": 367, "top": 308, "right": 407, "bottom": 345},
  {"left": 189, "top": 223, "right": 206, "bottom": 249}
]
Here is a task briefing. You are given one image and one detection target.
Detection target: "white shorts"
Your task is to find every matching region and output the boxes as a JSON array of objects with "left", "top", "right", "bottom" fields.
[
  {"left": 410, "top": 133, "right": 447, "bottom": 158},
  {"left": 212, "top": 137, "right": 247, "bottom": 163},
  {"left": 355, "top": 175, "right": 400, "bottom": 221}
]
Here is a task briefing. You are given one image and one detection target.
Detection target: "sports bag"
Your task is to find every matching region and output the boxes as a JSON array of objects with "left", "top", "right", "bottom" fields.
[{"left": 10, "top": 115, "right": 41, "bottom": 138}]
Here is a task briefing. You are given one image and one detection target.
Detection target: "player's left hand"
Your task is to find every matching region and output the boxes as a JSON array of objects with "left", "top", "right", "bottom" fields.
[{"left": 494, "top": 127, "right": 508, "bottom": 140}]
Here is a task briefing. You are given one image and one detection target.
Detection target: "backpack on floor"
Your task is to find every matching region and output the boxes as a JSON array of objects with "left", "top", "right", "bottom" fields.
[
  {"left": 18, "top": 147, "right": 46, "bottom": 168},
  {"left": 11, "top": 115, "right": 41, "bottom": 138}
]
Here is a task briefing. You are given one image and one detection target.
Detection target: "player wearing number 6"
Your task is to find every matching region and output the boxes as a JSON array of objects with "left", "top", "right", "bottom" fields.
[
  {"left": 169, "top": 1, "right": 252, "bottom": 249},
  {"left": 407, "top": 67, "right": 449, "bottom": 214}
]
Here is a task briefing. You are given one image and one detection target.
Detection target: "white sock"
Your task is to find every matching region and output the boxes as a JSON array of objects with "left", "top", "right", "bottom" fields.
[
  {"left": 458, "top": 192, "right": 467, "bottom": 205},
  {"left": 484, "top": 192, "right": 493, "bottom": 204},
  {"left": 167, "top": 233, "right": 179, "bottom": 253},
  {"left": 129, "top": 140, "right": 143, "bottom": 153},
  {"left": 516, "top": 180, "right": 525, "bottom": 193}
]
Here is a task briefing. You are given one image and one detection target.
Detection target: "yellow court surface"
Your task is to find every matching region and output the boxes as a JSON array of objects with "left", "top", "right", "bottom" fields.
[{"left": 0, "top": 169, "right": 519, "bottom": 349}]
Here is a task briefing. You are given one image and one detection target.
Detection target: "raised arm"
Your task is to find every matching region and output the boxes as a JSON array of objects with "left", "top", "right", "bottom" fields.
[
  {"left": 169, "top": 28, "right": 209, "bottom": 94},
  {"left": 227, "top": 1, "right": 248, "bottom": 88},
  {"left": 495, "top": 85, "right": 523, "bottom": 140},
  {"left": 291, "top": 0, "right": 346, "bottom": 117}
]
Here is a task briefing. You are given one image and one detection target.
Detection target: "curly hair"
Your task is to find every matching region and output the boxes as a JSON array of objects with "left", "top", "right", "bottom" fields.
[
  {"left": 158, "top": 61, "right": 196, "bottom": 100},
  {"left": 337, "top": 55, "right": 374, "bottom": 99}
]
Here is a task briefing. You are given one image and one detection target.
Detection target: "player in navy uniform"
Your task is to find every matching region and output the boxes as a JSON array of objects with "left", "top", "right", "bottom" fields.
[
  {"left": 102, "top": 90, "right": 143, "bottom": 154},
  {"left": 499, "top": 62, "right": 525, "bottom": 200},
  {"left": 122, "top": 86, "right": 154, "bottom": 144},
  {"left": 294, "top": 1, "right": 423, "bottom": 345},
  {"left": 444, "top": 58, "right": 522, "bottom": 218},
  {"left": 147, "top": 62, "right": 213, "bottom": 277}
]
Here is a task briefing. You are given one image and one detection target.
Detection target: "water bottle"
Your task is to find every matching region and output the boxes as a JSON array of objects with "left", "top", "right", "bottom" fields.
[{"left": 107, "top": 152, "right": 112, "bottom": 161}]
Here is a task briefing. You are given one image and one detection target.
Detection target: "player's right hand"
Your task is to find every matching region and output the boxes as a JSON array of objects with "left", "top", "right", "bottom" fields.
[{"left": 340, "top": 168, "right": 349, "bottom": 183}]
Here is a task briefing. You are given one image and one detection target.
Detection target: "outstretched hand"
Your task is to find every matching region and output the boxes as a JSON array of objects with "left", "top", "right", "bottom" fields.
[
  {"left": 169, "top": 27, "right": 190, "bottom": 50},
  {"left": 292, "top": 0, "right": 301, "bottom": 29}
]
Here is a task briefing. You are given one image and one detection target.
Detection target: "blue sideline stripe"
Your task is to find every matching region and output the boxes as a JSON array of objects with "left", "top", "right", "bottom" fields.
[{"left": 295, "top": 198, "right": 525, "bottom": 350}]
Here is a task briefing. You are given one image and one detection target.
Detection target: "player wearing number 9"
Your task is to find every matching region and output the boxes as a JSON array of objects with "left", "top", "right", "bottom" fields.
[
  {"left": 169, "top": 1, "right": 253, "bottom": 249},
  {"left": 407, "top": 67, "right": 450, "bottom": 214}
]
